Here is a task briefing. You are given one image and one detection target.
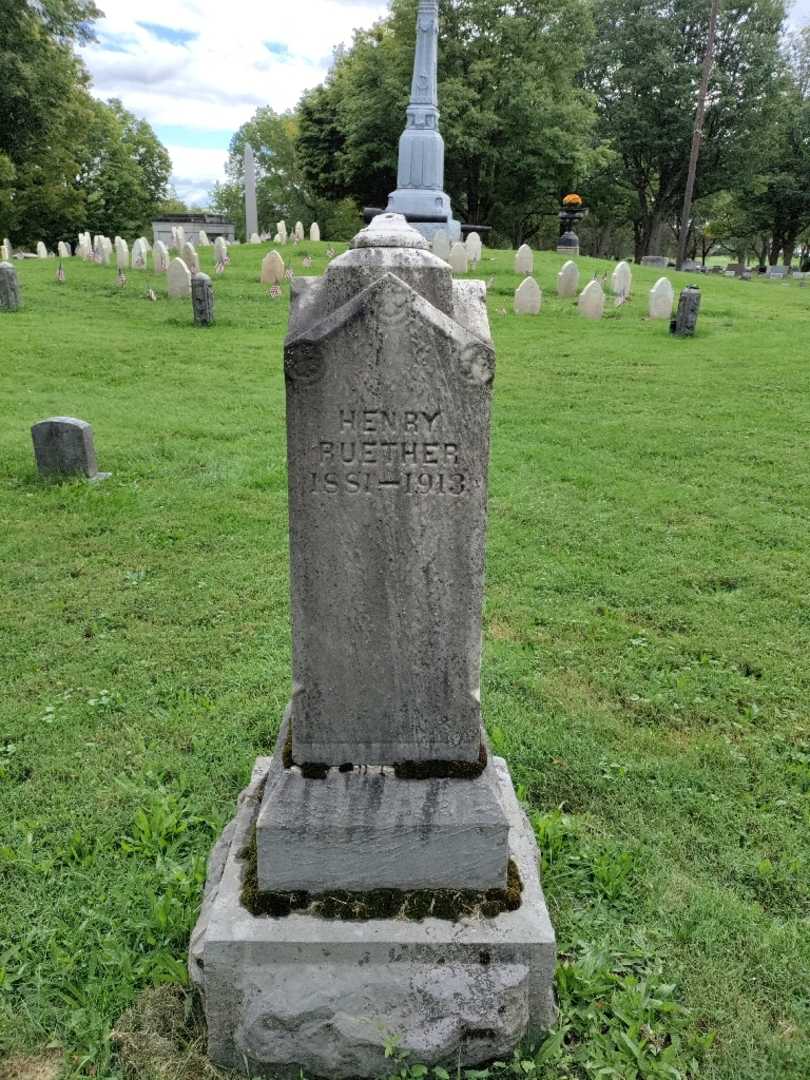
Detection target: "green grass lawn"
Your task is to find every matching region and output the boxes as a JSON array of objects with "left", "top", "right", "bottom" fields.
[{"left": 1, "top": 242, "right": 809, "bottom": 1079}]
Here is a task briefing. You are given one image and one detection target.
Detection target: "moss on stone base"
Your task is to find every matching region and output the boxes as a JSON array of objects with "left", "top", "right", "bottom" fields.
[
  {"left": 282, "top": 723, "right": 488, "bottom": 781},
  {"left": 239, "top": 833, "right": 522, "bottom": 922}
]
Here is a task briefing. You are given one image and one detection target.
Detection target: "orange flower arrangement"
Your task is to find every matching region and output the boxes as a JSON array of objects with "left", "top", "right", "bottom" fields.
[{"left": 562, "top": 193, "right": 583, "bottom": 207}]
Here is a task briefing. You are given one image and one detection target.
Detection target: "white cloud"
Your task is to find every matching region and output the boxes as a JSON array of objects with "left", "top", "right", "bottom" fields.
[{"left": 80, "top": 0, "right": 390, "bottom": 204}]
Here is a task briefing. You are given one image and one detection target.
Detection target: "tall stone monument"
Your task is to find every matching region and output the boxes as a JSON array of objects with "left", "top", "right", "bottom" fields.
[
  {"left": 191, "top": 213, "right": 555, "bottom": 1079},
  {"left": 244, "top": 145, "right": 259, "bottom": 242},
  {"left": 385, "top": 1, "right": 461, "bottom": 241}
]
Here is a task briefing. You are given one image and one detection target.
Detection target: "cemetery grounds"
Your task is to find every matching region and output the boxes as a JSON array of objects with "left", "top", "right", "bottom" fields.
[{"left": 0, "top": 245, "right": 808, "bottom": 1080}]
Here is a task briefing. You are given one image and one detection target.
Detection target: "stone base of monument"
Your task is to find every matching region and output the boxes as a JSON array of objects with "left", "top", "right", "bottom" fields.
[{"left": 190, "top": 756, "right": 556, "bottom": 1080}]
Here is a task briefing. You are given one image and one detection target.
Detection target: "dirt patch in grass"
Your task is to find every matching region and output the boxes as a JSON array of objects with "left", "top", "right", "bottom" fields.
[
  {"left": 111, "top": 985, "right": 222, "bottom": 1080},
  {"left": 0, "top": 1052, "right": 63, "bottom": 1080}
]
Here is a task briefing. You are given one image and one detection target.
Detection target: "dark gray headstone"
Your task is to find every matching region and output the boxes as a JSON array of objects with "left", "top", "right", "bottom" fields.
[
  {"left": 0, "top": 261, "right": 21, "bottom": 311},
  {"left": 31, "top": 417, "right": 109, "bottom": 479},
  {"left": 670, "top": 285, "right": 701, "bottom": 337},
  {"left": 284, "top": 213, "right": 495, "bottom": 766},
  {"left": 191, "top": 272, "right": 214, "bottom": 325}
]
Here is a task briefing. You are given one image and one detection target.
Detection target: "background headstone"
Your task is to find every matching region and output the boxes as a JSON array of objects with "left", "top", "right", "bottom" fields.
[
  {"left": 213, "top": 236, "right": 228, "bottom": 265},
  {"left": 167, "top": 257, "right": 192, "bottom": 298},
  {"left": 294, "top": 221, "right": 305, "bottom": 242},
  {"left": 153, "top": 241, "right": 169, "bottom": 272},
  {"left": 191, "top": 273, "right": 214, "bottom": 326},
  {"left": 648, "top": 277, "right": 674, "bottom": 319},
  {"left": 0, "top": 262, "right": 22, "bottom": 311},
  {"left": 465, "top": 231, "right": 482, "bottom": 267},
  {"left": 671, "top": 285, "right": 701, "bottom": 336},
  {"left": 515, "top": 243, "right": 533, "bottom": 274},
  {"left": 640, "top": 255, "right": 668, "bottom": 268},
  {"left": 115, "top": 240, "right": 129, "bottom": 270},
  {"left": 199, "top": 230, "right": 210, "bottom": 246},
  {"left": 556, "top": 260, "right": 579, "bottom": 297},
  {"left": 448, "top": 241, "right": 469, "bottom": 274},
  {"left": 277, "top": 220, "right": 288, "bottom": 244},
  {"left": 31, "top": 417, "right": 109, "bottom": 480},
  {"left": 261, "top": 250, "right": 285, "bottom": 285},
  {"left": 36, "top": 241, "right": 47, "bottom": 259},
  {"left": 1, "top": 239, "right": 11, "bottom": 261},
  {"left": 578, "top": 279, "right": 604, "bottom": 319},
  {"left": 514, "top": 275, "right": 542, "bottom": 314},
  {"left": 310, "top": 222, "right": 321, "bottom": 243},
  {"left": 131, "top": 238, "right": 147, "bottom": 268},
  {"left": 611, "top": 260, "right": 632, "bottom": 298},
  {"left": 431, "top": 229, "right": 451, "bottom": 261},
  {"left": 181, "top": 241, "right": 200, "bottom": 274}
]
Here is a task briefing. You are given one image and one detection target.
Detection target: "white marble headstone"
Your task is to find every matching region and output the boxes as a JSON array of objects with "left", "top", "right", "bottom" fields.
[
  {"left": 261, "top": 250, "right": 285, "bottom": 285},
  {"left": 577, "top": 279, "right": 604, "bottom": 320},
  {"left": 611, "top": 260, "right": 632, "bottom": 299},
  {"left": 36, "top": 241, "right": 47, "bottom": 258},
  {"left": 432, "top": 229, "right": 451, "bottom": 262},
  {"left": 648, "top": 277, "right": 674, "bottom": 319},
  {"left": 465, "top": 231, "right": 482, "bottom": 266},
  {"left": 153, "top": 241, "right": 170, "bottom": 272},
  {"left": 449, "top": 241, "right": 469, "bottom": 274},
  {"left": 515, "top": 244, "right": 533, "bottom": 275},
  {"left": 181, "top": 241, "right": 200, "bottom": 274},
  {"left": 557, "top": 260, "right": 579, "bottom": 298},
  {"left": 167, "top": 257, "right": 192, "bottom": 298},
  {"left": 310, "top": 223, "right": 321, "bottom": 243},
  {"left": 514, "top": 276, "right": 542, "bottom": 315}
]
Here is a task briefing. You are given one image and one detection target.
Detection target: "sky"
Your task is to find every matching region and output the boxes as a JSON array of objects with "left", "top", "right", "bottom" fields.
[
  {"left": 79, "top": 0, "right": 390, "bottom": 207},
  {"left": 81, "top": 0, "right": 810, "bottom": 209}
]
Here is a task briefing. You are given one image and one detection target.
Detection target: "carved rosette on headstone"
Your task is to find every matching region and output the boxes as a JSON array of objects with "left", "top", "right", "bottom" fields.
[{"left": 191, "top": 214, "right": 556, "bottom": 1080}]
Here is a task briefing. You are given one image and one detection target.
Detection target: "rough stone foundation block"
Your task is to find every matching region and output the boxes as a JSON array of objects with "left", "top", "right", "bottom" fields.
[
  {"left": 190, "top": 756, "right": 556, "bottom": 1080},
  {"left": 256, "top": 724, "right": 509, "bottom": 892}
]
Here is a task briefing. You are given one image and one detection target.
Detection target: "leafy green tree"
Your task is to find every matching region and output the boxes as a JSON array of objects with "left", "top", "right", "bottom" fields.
[
  {"left": 298, "top": 0, "right": 599, "bottom": 246},
  {"left": 584, "top": 0, "right": 786, "bottom": 260},
  {"left": 212, "top": 108, "right": 362, "bottom": 240}
]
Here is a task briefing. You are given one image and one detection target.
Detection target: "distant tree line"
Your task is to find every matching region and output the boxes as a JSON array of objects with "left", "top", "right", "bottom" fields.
[
  {"left": 213, "top": 0, "right": 810, "bottom": 265},
  {"left": 0, "top": 0, "right": 172, "bottom": 248}
]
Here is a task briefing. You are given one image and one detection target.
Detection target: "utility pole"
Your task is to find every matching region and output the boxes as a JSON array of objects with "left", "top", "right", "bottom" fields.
[{"left": 677, "top": 0, "right": 722, "bottom": 270}]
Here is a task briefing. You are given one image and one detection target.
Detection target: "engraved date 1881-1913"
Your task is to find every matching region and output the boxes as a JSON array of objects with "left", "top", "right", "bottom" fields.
[{"left": 307, "top": 406, "right": 469, "bottom": 496}]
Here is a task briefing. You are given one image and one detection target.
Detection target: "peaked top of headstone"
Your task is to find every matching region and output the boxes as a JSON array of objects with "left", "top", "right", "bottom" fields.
[{"left": 352, "top": 213, "right": 429, "bottom": 251}]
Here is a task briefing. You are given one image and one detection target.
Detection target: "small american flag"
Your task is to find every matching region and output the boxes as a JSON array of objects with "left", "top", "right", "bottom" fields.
[
  {"left": 215, "top": 260, "right": 226, "bottom": 274},
  {"left": 285, "top": 268, "right": 295, "bottom": 282},
  {"left": 268, "top": 285, "right": 282, "bottom": 299},
  {"left": 56, "top": 262, "right": 65, "bottom": 282},
  {"left": 326, "top": 247, "right": 336, "bottom": 258},
  {"left": 497, "top": 306, "right": 507, "bottom": 316},
  {"left": 146, "top": 288, "right": 157, "bottom": 302},
  {"left": 117, "top": 270, "right": 127, "bottom": 287},
  {"left": 134, "top": 255, "right": 144, "bottom": 268},
  {"left": 302, "top": 256, "right": 312, "bottom": 268}
]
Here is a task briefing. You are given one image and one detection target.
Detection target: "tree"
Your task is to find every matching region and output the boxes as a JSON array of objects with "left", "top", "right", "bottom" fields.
[
  {"left": 584, "top": 0, "right": 786, "bottom": 260},
  {"left": 212, "top": 108, "right": 362, "bottom": 240},
  {"left": 0, "top": 0, "right": 171, "bottom": 245},
  {"left": 297, "top": 0, "right": 599, "bottom": 246}
]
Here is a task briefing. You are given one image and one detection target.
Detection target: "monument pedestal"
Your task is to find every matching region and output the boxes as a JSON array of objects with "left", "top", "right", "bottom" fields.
[{"left": 191, "top": 756, "right": 556, "bottom": 1080}]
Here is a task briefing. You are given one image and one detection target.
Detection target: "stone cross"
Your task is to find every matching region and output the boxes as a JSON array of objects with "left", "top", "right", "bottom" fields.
[
  {"left": 261, "top": 250, "right": 285, "bottom": 285},
  {"left": 31, "top": 417, "right": 109, "bottom": 480},
  {"left": 578, "top": 279, "right": 604, "bottom": 319},
  {"left": 514, "top": 276, "right": 542, "bottom": 314},
  {"left": 0, "top": 262, "right": 21, "bottom": 311},
  {"left": 556, "top": 260, "right": 579, "bottom": 297},
  {"left": 448, "top": 240, "right": 468, "bottom": 273},
  {"left": 670, "top": 285, "right": 701, "bottom": 336},
  {"left": 167, "top": 257, "right": 192, "bottom": 298},
  {"left": 191, "top": 273, "right": 214, "bottom": 325},
  {"left": 244, "top": 144, "right": 259, "bottom": 242},
  {"left": 648, "top": 277, "right": 674, "bottom": 319},
  {"left": 515, "top": 244, "right": 533, "bottom": 274},
  {"left": 309, "top": 222, "right": 321, "bottom": 242},
  {"left": 191, "top": 212, "right": 556, "bottom": 1078},
  {"left": 611, "top": 260, "right": 632, "bottom": 299}
]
